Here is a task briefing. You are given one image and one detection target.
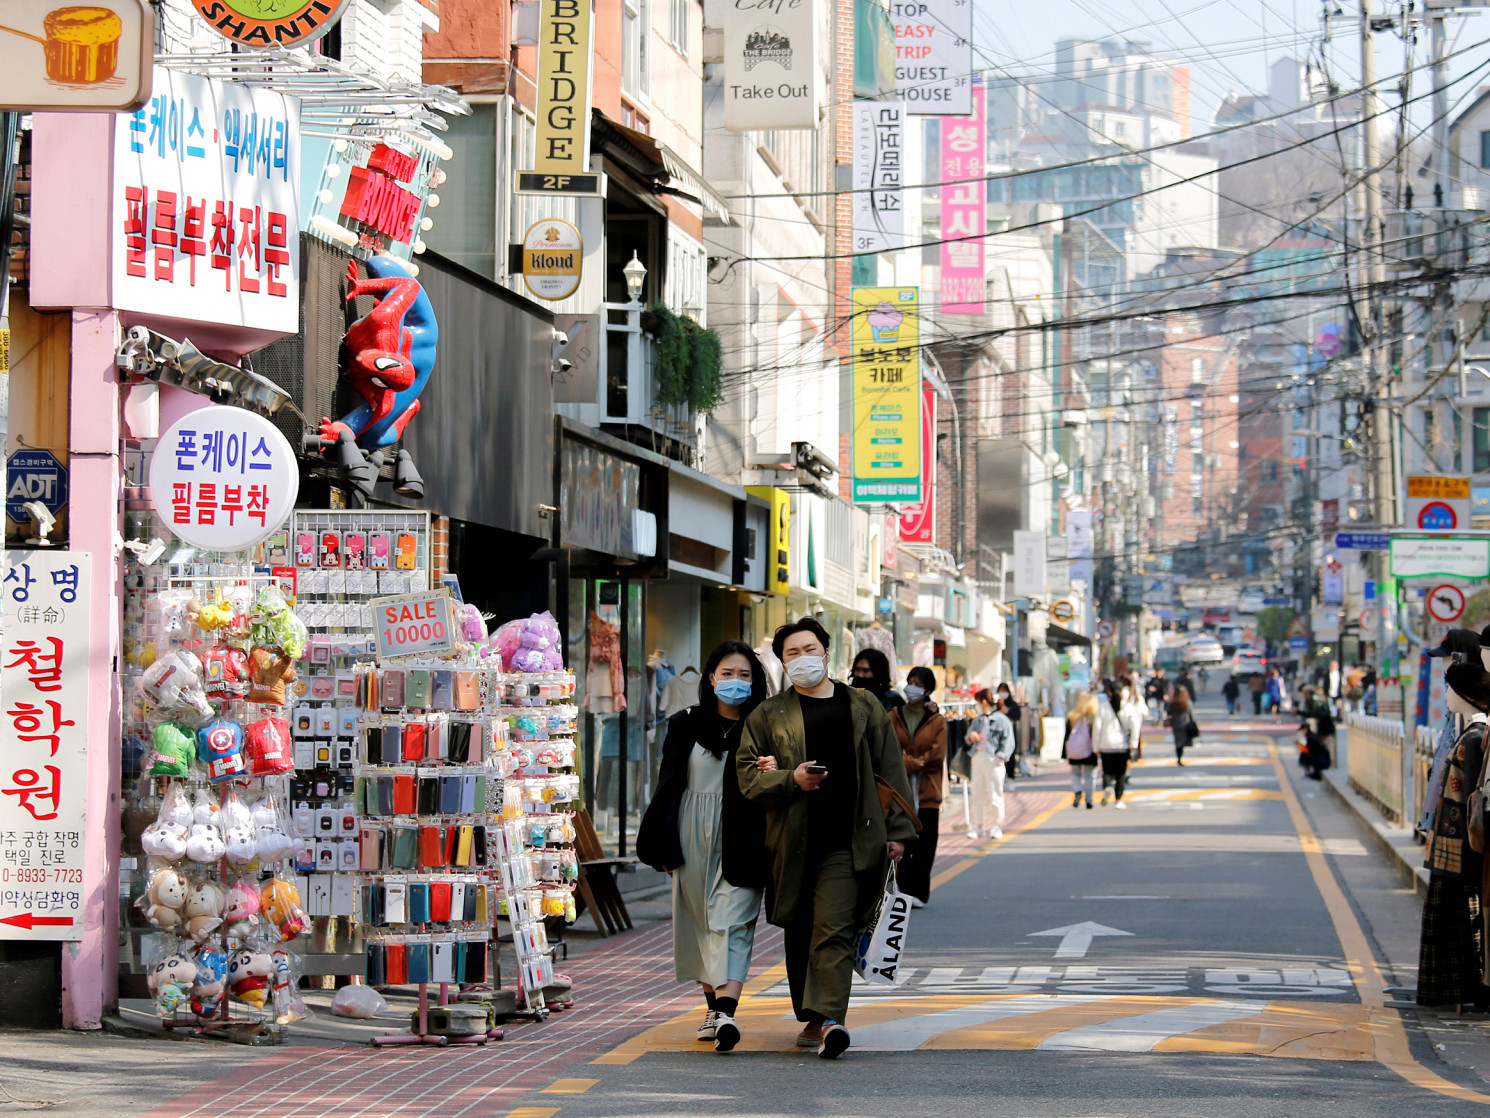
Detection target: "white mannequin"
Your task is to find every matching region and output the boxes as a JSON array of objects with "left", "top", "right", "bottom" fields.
[
  {"left": 1446, "top": 682, "right": 1487, "bottom": 721},
  {"left": 1480, "top": 646, "right": 1490, "bottom": 673}
]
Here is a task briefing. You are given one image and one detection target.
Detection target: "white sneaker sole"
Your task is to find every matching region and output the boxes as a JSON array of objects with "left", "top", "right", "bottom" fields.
[{"left": 714, "top": 1020, "right": 741, "bottom": 1052}]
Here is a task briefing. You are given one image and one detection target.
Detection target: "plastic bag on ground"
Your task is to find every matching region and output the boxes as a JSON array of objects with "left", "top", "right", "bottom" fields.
[{"left": 330, "top": 984, "right": 388, "bottom": 1018}]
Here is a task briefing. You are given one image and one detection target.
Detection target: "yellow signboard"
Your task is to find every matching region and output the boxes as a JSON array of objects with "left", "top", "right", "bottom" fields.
[
  {"left": 851, "top": 287, "right": 920, "bottom": 503},
  {"left": 522, "top": 0, "right": 595, "bottom": 194},
  {"left": 1407, "top": 475, "right": 1471, "bottom": 500},
  {"left": 747, "top": 485, "right": 791, "bottom": 596}
]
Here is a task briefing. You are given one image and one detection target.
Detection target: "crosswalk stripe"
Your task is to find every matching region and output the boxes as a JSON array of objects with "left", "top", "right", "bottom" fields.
[
  {"left": 1036, "top": 1000, "right": 1263, "bottom": 1052},
  {"left": 850, "top": 995, "right": 1110, "bottom": 1051}
]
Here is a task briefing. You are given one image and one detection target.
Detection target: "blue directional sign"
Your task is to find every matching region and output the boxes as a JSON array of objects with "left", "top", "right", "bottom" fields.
[
  {"left": 1263, "top": 596, "right": 1291, "bottom": 607},
  {"left": 5, "top": 450, "right": 68, "bottom": 524},
  {"left": 1289, "top": 636, "right": 1309, "bottom": 652},
  {"left": 1335, "top": 531, "right": 1391, "bottom": 551}
]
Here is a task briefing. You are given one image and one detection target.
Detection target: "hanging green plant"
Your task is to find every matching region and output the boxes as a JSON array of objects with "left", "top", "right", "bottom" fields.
[{"left": 647, "top": 301, "right": 724, "bottom": 414}]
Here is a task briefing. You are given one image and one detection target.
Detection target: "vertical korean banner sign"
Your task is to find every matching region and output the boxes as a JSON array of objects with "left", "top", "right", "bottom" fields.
[
  {"left": 940, "top": 85, "right": 984, "bottom": 313},
  {"left": 0, "top": 553, "right": 90, "bottom": 940},
  {"left": 113, "top": 66, "right": 300, "bottom": 335},
  {"left": 851, "top": 287, "right": 921, "bottom": 503},
  {"left": 852, "top": 100, "right": 905, "bottom": 253},
  {"left": 899, "top": 387, "right": 937, "bottom": 543}
]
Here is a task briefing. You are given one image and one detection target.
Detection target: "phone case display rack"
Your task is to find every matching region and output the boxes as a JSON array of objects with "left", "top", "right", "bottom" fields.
[
  {"left": 122, "top": 530, "right": 313, "bottom": 1038},
  {"left": 284, "top": 511, "right": 431, "bottom": 962},
  {"left": 351, "top": 656, "right": 579, "bottom": 1037}
]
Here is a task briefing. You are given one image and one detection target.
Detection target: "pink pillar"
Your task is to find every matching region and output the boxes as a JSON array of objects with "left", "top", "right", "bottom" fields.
[{"left": 60, "top": 310, "right": 123, "bottom": 1029}]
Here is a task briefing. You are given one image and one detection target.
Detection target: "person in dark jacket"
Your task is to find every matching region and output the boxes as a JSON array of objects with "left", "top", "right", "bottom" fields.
[
  {"left": 996, "top": 681, "right": 1023, "bottom": 779},
  {"left": 637, "top": 640, "right": 769, "bottom": 1053},
  {"left": 889, "top": 666, "right": 947, "bottom": 907},
  {"left": 850, "top": 648, "right": 904, "bottom": 715}
]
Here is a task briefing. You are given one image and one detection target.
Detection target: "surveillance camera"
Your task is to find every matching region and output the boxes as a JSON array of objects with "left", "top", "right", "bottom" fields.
[
  {"left": 124, "top": 536, "right": 167, "bottom": 565},
  {"left": 22, "top": 501, "right": 56, "bottom": 545},
  {"left": 551, "top": 329, "right": 570, "bottom": 349},
  {"left": 551, "top": 358, "right": 573, "bottom": 378}
]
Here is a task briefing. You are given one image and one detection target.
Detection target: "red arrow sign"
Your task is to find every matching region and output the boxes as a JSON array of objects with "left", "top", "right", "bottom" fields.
[{"left": 0, "top": 912, "right": 74, "bottom": 930}]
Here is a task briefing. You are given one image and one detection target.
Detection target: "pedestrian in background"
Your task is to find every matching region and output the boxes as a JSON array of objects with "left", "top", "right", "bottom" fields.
[
  {"left": 1121, "top": 675, "right": 1145, "bottom": 759},
  {"left": 850, "top": 649, "right": 903, "bottom": 716},
  {"left": 1249, "top": 671, "right": 1266, "bottom": 715},
  {"left": 1265, "top": 667, "right": 1283, "bottom": 719},
  {"left": 737, "top": 618, "right": 918, "bottom": 1059},
  {"left": 638, "top": 640, "right": 769, "bottom": 1052},
  {"left": 1221, "top": 673, "right": 1240, "bottom": 716},
  {"left": 891, "top": 666, "right": 946, "bottom": 908},
  {"left": 1063, "top": 690, "right": 1100, "bottom": 809},
  {"left": 1096, "top": 679, "right": 1137, "bottom": 808},
  {"left": 1144, "top": 667, "right": 1169, "bottom": 723},
  {"left": 966, "top": 688, "right": 1014, "bottom": 838},
  {"left": 996, "top": 681, "right": 1023, "bottom": 781},
  {"left": 1167, "top": 680, "right": 1196, "bottom": 765}
]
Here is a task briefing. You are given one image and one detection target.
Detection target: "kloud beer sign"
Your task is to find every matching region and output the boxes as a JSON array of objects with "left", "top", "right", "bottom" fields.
[{"left": 522, "top": 218, "right": 583, "bottom": 301}]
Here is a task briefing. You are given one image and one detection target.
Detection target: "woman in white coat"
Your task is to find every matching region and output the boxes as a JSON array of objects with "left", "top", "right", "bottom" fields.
[{"left": 1097, "top": 678, "right": 1141, "bottom": 808}]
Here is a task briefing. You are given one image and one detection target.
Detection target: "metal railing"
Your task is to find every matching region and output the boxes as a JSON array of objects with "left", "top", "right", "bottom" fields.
[
  {"left": 1343, "top": 712, "right": 1405, "bottom": 823},
  {"left": 1411, "top": 724, "right": 1439, "bottom": 835}
]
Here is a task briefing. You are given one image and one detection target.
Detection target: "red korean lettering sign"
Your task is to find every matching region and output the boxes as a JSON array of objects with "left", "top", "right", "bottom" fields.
[{"left": 0, "top": 552, "right": 90, "bottom": 941}]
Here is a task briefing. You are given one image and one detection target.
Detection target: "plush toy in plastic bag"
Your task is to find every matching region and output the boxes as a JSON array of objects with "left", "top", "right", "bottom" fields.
[
  {"left": 251, "top": 792, "right": 296, "bottom": 865},
  {"left": 183, "top": 878, "right": 225, "bottom": 941},
  {"left": 269, "top": 946, "right": 309, "bottom": 1025},
  {"left": 185, "top": 787, "right": 226, "bottom": 863},
  {"left": 247, "top": 648, "right": 297, "bottom": 706},
  {"left": 190, "top": 945, "right": 228, "bottom": 1019},
  {"left": 196, "top": 717, "right": 246, "bottom": 782},
  {"left": 260, "top": 876, "right": 307, "bottom": 941},
  {"left": 489, "top": 619, "right": 525, "bottom": 670},
  {"left": 457, "top": 602, "right": 488, "bottom": 644},
  {"left": 141, "top": 783, "right": 192, "bottom": 861},
  {"left": 511, "top": 612, "right": 564, "bottom": 672},
  {"left": 148, "top": 722, "right": 195, "bottom": 778},
  {"left": 139, "top": 650, "right": 213, "bottom": 720},
  {"left": 147, "top": 943, "right": 199, "bottom": 1016},
  {"left": 220, "top": 786, "right": 257, "bottom": 867},
  {"left": 249, "top": 587, "right": 307, "bottom": 660},
  {"left": 223, "top": 880, "right": 261, "bottom": 937},
  {"left": 204, "top": 646, "right": 251, "bottom": 700},
  {"left": 245, "top": 717, "right": 294, "bottom": 776},
  {"left": 151, "top": 589, "right": 193, "bottom": 641},
  {"left": 330, "top": 984, "right": 388, "bottom": 1019},
  {"left": 190, "top": 596, "right": 236, "bottom": 633},
  {"left": 227, "top": 945, "right": 274, "bottom": 1010},
  {"left": 140, "top": 866, "right": 188, "bottom": 930}
]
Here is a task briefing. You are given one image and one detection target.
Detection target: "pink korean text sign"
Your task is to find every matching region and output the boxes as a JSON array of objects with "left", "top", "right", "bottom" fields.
[
  {"left": 0, "top": 552, "right": 91, "bottom": 941},
  {"left": 939, "top": 87, "right": 984, "bottom": 313},
  {"left": 148, "top": 406, "right": 299, "bottom": 552},
  {"left": 112, "top": 66, "right": 301, "bottom": 336},
  {"left": 899, "top": 386, "right": 937, "bottom": 544}
]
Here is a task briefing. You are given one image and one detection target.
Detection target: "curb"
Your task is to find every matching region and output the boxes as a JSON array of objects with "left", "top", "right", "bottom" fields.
[{"left": 1320, "top": 765, "right": 1430, "bottom": 898}]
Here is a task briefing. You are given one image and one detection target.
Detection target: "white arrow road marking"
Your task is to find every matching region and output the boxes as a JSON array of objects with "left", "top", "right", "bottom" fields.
[
  {"left": 1036, "top": 1000, "right": 1262, "bottom": 1052},
  {"left": 1030, "top": 921, "right": 1134, "bottom": 959},
  {"left": 848, "top": 994, "right": 1112, "bottom": 1051}
]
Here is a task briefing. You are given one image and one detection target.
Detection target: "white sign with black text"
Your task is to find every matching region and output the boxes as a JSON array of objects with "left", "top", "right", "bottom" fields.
[
  {"left": 722, "top": 0, "right": 820, "bottom": 131},
  {"left": 892, "top": 0, "right": 973, "bottom": 115},
  {"left": 852, "top": 101, "right": 905, "bottom": 253}
]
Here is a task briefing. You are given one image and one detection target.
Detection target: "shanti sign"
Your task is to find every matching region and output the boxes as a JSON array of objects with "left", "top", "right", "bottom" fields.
[
  {"left": 149, "top": 405, "right": 299, "bottom": 551},
  {"left": 0, "top": 551, "right": 91, "bottom": 941},
  {"left": 851, "top": 287, "right": 921, "bottom": 503},
  {"left": 372, "top": 590, "right": 456, "bottom": 660},
  {"left": 0, "top": 0, "right": 154, "bottom": 112},
  {"left": 523, "top": 218, "right": 583, "bottom": 301},
  {"left": 190, "top": 0, "right": 352, "bottom": 49}
]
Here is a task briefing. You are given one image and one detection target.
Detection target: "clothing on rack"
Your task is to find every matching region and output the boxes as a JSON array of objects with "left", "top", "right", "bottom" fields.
[
  {"left": 587, "top": 610, "right": 626, "bottom": 712},
  {"left": 660, "top": 668, "right": 701, "bottom": 718}
]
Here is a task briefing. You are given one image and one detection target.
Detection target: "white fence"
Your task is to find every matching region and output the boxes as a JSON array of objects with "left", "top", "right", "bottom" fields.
[{"left": 1343, "top": 712, "right": 1406, "bottom": 823}]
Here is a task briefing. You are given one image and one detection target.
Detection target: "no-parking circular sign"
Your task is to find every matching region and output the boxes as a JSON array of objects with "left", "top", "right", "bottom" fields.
[
  {"left": 1418, "top": 501, "right": 1459, "bottom": 531},
  {"left": 1427, "top": 584, "right": 1467, "bottom": 624}
]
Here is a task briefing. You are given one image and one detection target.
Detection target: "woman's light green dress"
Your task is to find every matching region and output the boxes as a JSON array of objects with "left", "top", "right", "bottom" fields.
[{"left": 673, "top": 743, "right": 763, "bottom": 986}]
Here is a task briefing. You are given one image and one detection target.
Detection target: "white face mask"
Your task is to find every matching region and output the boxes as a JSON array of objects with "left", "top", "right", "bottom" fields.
[
  {"left": 903, "top": 685, "right": 927, "bottom": 703},
  {"left": 785, "top": 655, "right": 828, "bottom": 688}
]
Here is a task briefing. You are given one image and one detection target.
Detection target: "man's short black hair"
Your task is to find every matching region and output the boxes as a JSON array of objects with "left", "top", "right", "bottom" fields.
[{"left": 772, "top": 617, "right": 831, "bottom": 663}]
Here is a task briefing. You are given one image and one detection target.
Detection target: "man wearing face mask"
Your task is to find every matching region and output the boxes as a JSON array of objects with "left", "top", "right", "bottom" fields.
[{"left": 738, "top": 617, "right": 918, "bottom": 1060}]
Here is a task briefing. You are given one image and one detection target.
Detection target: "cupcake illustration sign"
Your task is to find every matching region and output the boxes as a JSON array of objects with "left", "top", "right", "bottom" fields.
[
  {"left": 0, "top": 1, "right": 152, "bottom": 112},
  {"left": 851, "top": 287, "right": 922, "bottom": 504}
]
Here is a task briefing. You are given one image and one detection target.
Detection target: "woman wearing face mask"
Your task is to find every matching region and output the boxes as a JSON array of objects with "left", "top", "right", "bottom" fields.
[
  {"left": 996, "top": 682, "right": 1023, "bottom": 780},
  {"left": 637, "top": 640, "right": 770, "bottom": 1052},
  {"left": 889, "top": 666, "right": 947, "bottom": 907},
  {"left": 850, "top": 649, "right": 904, "bottom": 715}
]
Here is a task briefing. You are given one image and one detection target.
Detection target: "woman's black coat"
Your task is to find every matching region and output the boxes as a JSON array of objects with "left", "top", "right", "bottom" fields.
[{"left": 635, "top": 706, "right": 768, "bottom": 889}]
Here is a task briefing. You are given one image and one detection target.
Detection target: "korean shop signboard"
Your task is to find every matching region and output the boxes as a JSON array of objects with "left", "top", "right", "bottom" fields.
[
  {"left": 517, "top": 0, "right": 600, "bottom": 195},
  {"left": 893, "top": 0, "right": 973, "bottom": 115},
  {"left": 722, "top": 0, "right": 819, "bottom": 131},
  {"left": 190, "top": 0, "right": 353, "bottom": 49},
  {"left": 939, "top": 84, "right": 985, "bottom": 312},
  {"left": 112, "top": 66, "right": 301, "bottom": 336},
  {"left": 851, "top": 287, "right": 921, "bottom": 503},
  {"left": 148, "top": 406, "right": 299, "bottom": 552},
  {"left": 0, "top": 552, "right": 91, "bottom": 941},
  {"left": 0, "top": 0, "right": 153, "bottom": 112},
  {"left": 305, "top": 139, "right": 445, "bottom": 261},
  {"left": 852, "top": 101, "right": 905, "bottom": 254}
]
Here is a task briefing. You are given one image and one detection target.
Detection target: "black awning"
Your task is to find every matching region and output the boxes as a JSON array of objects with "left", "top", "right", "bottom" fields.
[{"left": 1046, "top": 623, "right": 1092, "bottom": 648}]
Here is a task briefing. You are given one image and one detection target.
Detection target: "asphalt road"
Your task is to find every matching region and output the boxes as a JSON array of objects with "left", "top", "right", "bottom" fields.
[{"left": 527, "top": 683, "right": 1490, "bottom": 1117}]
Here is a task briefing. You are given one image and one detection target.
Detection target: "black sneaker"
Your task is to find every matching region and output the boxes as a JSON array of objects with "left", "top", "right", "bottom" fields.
[
  {"left": 713, "top": 1014, "right": 741, "bottom": 1052},
  {"left": 819, "top": 1022, "right": 850, "bottom": 1059}
]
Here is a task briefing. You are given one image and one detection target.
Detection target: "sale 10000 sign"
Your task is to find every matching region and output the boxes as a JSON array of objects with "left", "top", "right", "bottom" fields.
[{"left": 373, "top": 590, "right": 455, "bottom": 660}]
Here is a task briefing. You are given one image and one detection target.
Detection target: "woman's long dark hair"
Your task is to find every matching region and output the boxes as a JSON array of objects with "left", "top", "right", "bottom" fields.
[
  {"left": 696, "top": 640, "right": 768, "bottom": 755},
  {"left": 852, "top": 648, "right": 893, "bottom": 692}
]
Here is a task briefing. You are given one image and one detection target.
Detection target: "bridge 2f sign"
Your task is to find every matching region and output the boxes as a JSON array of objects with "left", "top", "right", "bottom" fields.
[{"left": 1406, "top": 475, "right": 1470, "bottom": 531}]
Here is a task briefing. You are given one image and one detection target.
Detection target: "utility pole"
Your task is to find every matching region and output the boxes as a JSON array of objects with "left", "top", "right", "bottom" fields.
[{"left": 1358, "top": 0, "right": 1394, "bottom": 529}]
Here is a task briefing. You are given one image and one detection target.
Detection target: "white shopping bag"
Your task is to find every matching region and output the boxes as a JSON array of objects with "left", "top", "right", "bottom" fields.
[{"left": 854, "top": 866, "right": 911, "bottom": 986}]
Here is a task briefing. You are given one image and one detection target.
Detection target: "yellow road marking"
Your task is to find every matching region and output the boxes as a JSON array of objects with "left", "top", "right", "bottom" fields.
[
  {"left": 1266, "top": 740, "right": 1490, "bottom": 1102},
  {"left": 1124, "top": 787, "right": 1281, "bottom": 802},
  {"left": 539, "top": 1080, "right": 599, "bottom": 1095},
  {"left": 1133, "top": 756, "right": 1269, "bottom": 767},
  {"left": 505, "top": 1109, "right": 560, "bottom": 1118},
  {"left": 927, "top": 796, "right": 1069, "bottom": 891}
]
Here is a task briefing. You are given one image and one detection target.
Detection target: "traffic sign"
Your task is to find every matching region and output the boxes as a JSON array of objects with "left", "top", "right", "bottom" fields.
[
  {"left": 1050, "top": 599, "right": 1076, "bottom": 623},
  {"left": 1417, "top": 501, "right": 1460, "bottom": 531},
  {"left": 1406, "top": 475, "right": 1470, "bottom": 533},
  {"left": 1427, "top": 584, "right": 1467, "bottom": 623},
  {"left": 1335, "top": 531, "right": 1391, "bottom": 551},
  {"left": 1288, "top": 616, "right": 1308, "bottom": 638},
  {"left": 1263, "top": 596, "right": 1291, "bottom": 607},
  {"left": 6, "top": 448, "right": 68, "bottom": 523},
  {"left": 1097, "top": 619, "right": 1116, "bottom": 640},
  {"left": 1288, "top": 636, "right": 1309, "bottom": 652}
]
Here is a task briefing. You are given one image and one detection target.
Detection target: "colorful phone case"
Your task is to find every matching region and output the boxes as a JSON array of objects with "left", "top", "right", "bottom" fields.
[
  {"left": 295, "top": 533, "right": 316, "bottom": 567},
  {"left": 395, "top": 532, "right": 417, "bottom": 570},
  {"left": 368, "top": 533, "right": 391, "bottom": 570},
  {"left": 266, "top": 530, "right": 289, "bottom": 566},
  {"left": 454, "top": 671, "right": 479, "bottom": 711},
  {"left": 344, "top": 533, "right": 366, "bottom": 570},
  {"left": 319, "top": 532, "right": 342, "bottom": 567},
  {"left": 380, "top": 669, "right": 406, "bottom": 710},
  {"left": 406, "top": 669, "right": 431, "bottom": 709},
  {"left": 430, "top": 670, "right": 454, "bottom": 710}
]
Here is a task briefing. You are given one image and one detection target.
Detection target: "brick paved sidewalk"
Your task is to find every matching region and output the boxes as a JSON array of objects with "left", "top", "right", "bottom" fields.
[{"left": 142, "top": 779, "right": 1064, "bottom": 1118}]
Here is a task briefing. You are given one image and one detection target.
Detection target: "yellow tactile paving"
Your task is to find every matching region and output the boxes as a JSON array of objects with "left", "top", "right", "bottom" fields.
[
  {"left": 1124, "top": 787, "right": 1282, "bottom": 801},
  {"left": 540, "top": 1079, "right": 600, "bottom": 1094}
]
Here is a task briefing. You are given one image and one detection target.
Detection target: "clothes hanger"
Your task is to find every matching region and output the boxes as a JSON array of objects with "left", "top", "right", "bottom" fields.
[{"left": 681, "top": 664, "right": 699, "bottom": 675}]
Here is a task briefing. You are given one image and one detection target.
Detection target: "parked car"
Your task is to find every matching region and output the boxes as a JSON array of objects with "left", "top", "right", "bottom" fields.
[
  {"left": 1202, "top": 606, "right": 1230, "bottom": 628},
  {"left": 1237, "top": 585, "right": 1267, "bottom": 615},
  {"left": 1232, "top": 649, "right": 1267, "bottom": 677},
  {"left": 1215, "top": 623, "right": 1247, "bottom": 653},
  {"left": 1184, "top": 635, "right": 1225, "bottom": 665}
]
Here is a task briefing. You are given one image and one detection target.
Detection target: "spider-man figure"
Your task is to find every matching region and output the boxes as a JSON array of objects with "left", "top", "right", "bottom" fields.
[{"left": 316, "top": 255, "right": 437, "bottom": 497}]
